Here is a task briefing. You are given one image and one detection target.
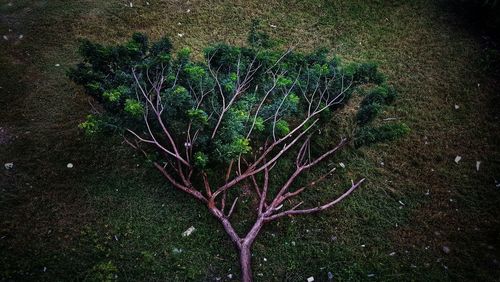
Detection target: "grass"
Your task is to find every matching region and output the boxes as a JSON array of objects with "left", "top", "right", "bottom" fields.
[{"left": 1, "top": 0, "right": 499, "bottom": 281}]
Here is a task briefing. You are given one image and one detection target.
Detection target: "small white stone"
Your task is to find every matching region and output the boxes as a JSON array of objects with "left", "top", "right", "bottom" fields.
[
  {"left": 454, "top": 156, "right": 461, "bottom": 164},
  {"left": 182, "top": 226, "right": 196, "bottom": 237},
  {"left": 67, "top": 163, "right": 74, "bottom": 168},
  {"left": 270, "top": 24, "right": 277, "bottom": 28},
  {"left": 55, "top": 64, "right": 60, "bottom": 67},
  {"left": 4, "top": 162, "right": 14, "bottom": 170},
  {"left": 19, "top": 34, "right": 23, "bottom": 39},
  {"left": 454, "top": 104, "right": 459, "bottom": 110},
  {"left": 263, "top": 257, "right": 267, "bottom": 262},
  {"left": 307, "top": 277, "right": 314, "bottom": 282},
  {"left": 3, "top": 35, "right": 8, "bottom": 40},
  {"left": 129, "top": 2, "right": 133, "bottom": 7},
  {"left": 398, "top": 200, "right": 405, "bottom": 206},
  {"left": 227, "top": 274, "right": 233, "bottom": 279},
  {"left": 186, "top": 9, "right": 191, "bottom": 13},
  {"left": 339, "top": 162, "right": 345, "bottom": 168},
  {"left": 177, "top": 33, "right": 184, "bottom": 37},
  {"left": 389, "top": 252, "right": 396, "bottom": 256},
  {"left": 476, "top": 161, "right": 481, "bottom": 171}
]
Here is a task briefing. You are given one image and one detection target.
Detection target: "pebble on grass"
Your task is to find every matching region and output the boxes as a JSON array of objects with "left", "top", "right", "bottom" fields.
[{"left": 182, "top": 226, "right": 196, "bottom": 237}]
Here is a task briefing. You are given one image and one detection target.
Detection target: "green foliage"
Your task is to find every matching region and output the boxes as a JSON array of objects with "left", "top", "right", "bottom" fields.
[
  {"left": 187, "top": 108, "right": 209, "bottom": 124},
  {"left": 69, "top": 32, "right": 404, "bottom": 169},
  {"left": 229, "top": 137, "right": 252, "bottom": 155},
  {"left": 357, "top": 85, "right": 397, "bottom": 125},
  {"left": 150, "top": 37, "right": 172, "bottom": 56},
  {"left": 360, "top": 85, "right": 396, "bottom": 106},
  {"left": 275, "top": 120, "right": 290, "bottom": 136},
  {"left": 287, "top": 93, "right": 300, "bottom": 105},
  {"left": 194, "top": 152, "right": 209, "bottom": 168},
  {"left": 185, "top": 64, "right": 206, "bottom": 82},
  {"left": 178, "top": 47, "right": 192, "bottom": 62},
  {"left": 79, "top": 114, "right": 100, "bottom": 135},
  {"left": 124, "top": 99, "right": 144, "bottom": 118},
  {"left": 345, "top": 62, "right": 385, "bottom": 85},
  {"left": 254, "top": 117, "right": 265, "bottom": 132},
  {"left": 356, "top": 103, "right": 382, "bottom": 125},
  {"left": 276, "top": 76, "right": 293, "bottom": 87},
  {"left": 103, "top": 86, "right": 128, "bottom": 103},
  {"left": 355, "top": 123, "right": 410, "bottom": 147},
  {"left": 168, "top": 86, "right": 193, "bottom": 110},
  {"left": 86, "top": 81, "right": 101, "bottom": 93}
]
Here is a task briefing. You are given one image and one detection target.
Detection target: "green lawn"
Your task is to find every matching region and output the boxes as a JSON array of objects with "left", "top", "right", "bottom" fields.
[{"left": 1, "top": 0, "right": 499, "bottom": 281}]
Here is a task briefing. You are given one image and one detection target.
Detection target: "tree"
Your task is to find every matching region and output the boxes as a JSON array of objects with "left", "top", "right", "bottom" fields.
[{"left": 69, "top": 30, "right": 407, "bottom": 281}]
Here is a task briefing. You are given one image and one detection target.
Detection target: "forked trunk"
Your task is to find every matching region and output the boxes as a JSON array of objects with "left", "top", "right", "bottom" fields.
[{"left": 235, "top": 216, "right": 264, "bottom": 282}]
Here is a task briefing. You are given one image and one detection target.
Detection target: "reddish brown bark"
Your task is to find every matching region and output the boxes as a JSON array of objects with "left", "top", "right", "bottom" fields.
[{"left": 238, "top": 243, "right": 253, "bottom": 282}]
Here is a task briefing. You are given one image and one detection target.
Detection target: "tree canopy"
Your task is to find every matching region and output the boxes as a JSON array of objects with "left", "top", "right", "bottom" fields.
[
  {"left": 68, "top": 29, "right": 409, "bottom": 281},
  {"left": 69, "top": 33, "right": 407, "bottom": 169}
]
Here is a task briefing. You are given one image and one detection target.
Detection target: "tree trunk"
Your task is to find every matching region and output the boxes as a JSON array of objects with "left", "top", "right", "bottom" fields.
[
  {"left": 239, "top": 243, "right": 253, "bottom": 282},
  {"left": 210, "top": 208, "right": 264, "bottom": 282}
]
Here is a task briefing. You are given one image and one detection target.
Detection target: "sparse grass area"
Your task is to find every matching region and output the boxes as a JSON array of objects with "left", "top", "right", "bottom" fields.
[{"left": 1, "top": 0, "right": 499, "bottom": 281}]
